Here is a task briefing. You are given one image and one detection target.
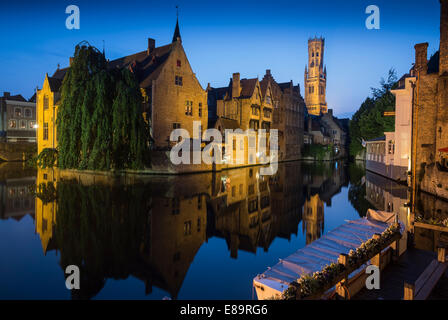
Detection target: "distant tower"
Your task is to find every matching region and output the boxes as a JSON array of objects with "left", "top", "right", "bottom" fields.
[{"left": 304, "top": 37, "right": 327, "bottom": 116}]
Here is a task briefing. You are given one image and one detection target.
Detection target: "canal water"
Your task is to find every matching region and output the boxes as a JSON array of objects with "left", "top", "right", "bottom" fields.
[{"left": 0, "top": 160, "right": 444, "bottom": 300}]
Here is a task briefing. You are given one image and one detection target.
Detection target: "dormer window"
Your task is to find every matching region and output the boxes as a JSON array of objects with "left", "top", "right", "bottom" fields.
[{"left": 266, "top": 96, "right": 272, "bottom": 104}]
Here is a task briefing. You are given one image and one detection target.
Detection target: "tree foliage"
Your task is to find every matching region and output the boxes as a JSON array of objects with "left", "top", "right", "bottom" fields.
[
  {"left": 36, "top": 148, "right": 58, "bottom": 169},
  {"left": 56, "top": 42, "right": 150, "bottom": 170},
  {"left": 349, "top": 69, "right": 397, "bottom": 158}
]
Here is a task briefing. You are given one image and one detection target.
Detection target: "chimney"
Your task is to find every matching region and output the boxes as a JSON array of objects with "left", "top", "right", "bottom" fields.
[
  {"left": 232, "top": 73, "right": 240, "bottom": 98},
  {"left": 69, "top": 57, "right": 74, "bottom": 66},
  {"left": 147, "top": 38, "right": 156, "bottom": 55},
  {"left": 440, "top": 0, "right": 448, "bottom": 74},
  {"left": 3, "top": 92, "right": 10, "bottom": 98},
  {"left": 414, "top": 43, "right": 428, "bottom": 74},
  {"left": 266, "top": 69, "right": 271, "bottom": 77},
  {"left": 328, "top": 109, "right": 333, "bottom": 117}
]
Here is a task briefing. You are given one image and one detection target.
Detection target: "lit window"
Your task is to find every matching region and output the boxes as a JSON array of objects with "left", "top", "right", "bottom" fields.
[
  {"left": 175, "top": 76, "right": 183, "bottom": 86},
  {"left": 9, "top": 120, "right": 17, "bottom": 129},
  {"left": 185, "top": 100, "right": 193, "bottom": 116},
  {"left": 20, "top": 120, "right": 27, "bottom": 129},
  {"left": 29, "top": 121, "right": 36, "bottom": 129}
]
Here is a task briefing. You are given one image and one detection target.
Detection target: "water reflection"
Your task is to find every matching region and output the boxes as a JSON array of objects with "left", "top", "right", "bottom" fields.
[
  {"left": 0, "top": 162, "right": 35, "bottom": 221},
  {"left": 364, "top": 168, "right": 448, "bottom": 256},
  {"left": 0, "top": 161, "right": 369, "bottom": 299}
]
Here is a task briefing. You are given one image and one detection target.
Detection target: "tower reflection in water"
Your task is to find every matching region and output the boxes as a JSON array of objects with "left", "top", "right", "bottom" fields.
[{"left": 33, "top": 161, "right": 351, "bottom": 299}]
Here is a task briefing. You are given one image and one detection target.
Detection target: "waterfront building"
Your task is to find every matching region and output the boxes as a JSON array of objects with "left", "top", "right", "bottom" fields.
[
  {"left": 365, "top": 74, "right": 415, "bottom": 181},
  {"left": 366, "top": 0, "right": 448, "bottom": 196},
  {"left": 207, "top": 72, "right": 273, "bottom": 164},
  {"left": 36, "top": 18, "right": 208, "bottom": 153},
  {"left": 0, "top": 92, "right": 36, "bottom": 143},
  {"left": 260, "top": 70, "right": 305, "bottom": 161},
  {"left": 36, "top": 75, "right": 61, "bottom": 154},
  {"left": 0, "top": 174, "right": 35, "bottom": 221},
  {"left": 304, "top": 37, "right": 328, "bottom": 116},
  {"left": 412, "top": 0, "right": 448, "bottom": 199}
]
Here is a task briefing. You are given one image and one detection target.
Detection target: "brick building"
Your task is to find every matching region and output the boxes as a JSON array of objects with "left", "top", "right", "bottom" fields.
[
  {"left": 260, "top": 70, "right": 305, "bottom": 161},
  {"left": 208, "top": 69, "right": 304, "bottom": 162},
  {"left": 304, "top": 37, "right": 327, "bottom": 116},
  {"left": 412, "top": 0, "right": 448, "bottom": 199},
  {"left": 37, "top": 18, "right": 208, "bottom": 153}
]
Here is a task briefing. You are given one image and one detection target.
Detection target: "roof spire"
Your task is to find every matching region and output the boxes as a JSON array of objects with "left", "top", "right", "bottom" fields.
[{"left": 172, "top": 5, "right": 181, "bottom": 43}]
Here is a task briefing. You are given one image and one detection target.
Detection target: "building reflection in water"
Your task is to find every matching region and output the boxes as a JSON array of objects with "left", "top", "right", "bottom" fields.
[
  {"left": 0, "top": 163, "right": 35, "bottom": 221},
  {"left": 32, "top": 161, "right": 350, "bottom": 300},
  {"left": 364, "top": 169, "right": 448, "bottom": 256}
]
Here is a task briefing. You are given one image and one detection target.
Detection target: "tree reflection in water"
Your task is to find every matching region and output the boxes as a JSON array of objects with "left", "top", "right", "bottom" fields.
[{"left": 32, "top": 162, "right": 364, "bottom": 299}]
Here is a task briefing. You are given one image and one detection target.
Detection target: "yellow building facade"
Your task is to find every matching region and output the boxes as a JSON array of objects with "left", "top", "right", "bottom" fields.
[{"left": 36, "top": 74, "right": 61, "bottom": 155}]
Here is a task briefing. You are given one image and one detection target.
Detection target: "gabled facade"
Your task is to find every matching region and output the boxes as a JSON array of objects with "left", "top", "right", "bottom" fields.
[
  {"left": 209, "top": 72, "right": 272, "bottom": 132},
  {"left": 36, "top": 19, "right": 208, "bottom": 154},
  {"left": 260, "top": 70, "right": 305, "bottom": 161},
  {"left": 36, "top": 74, "right": 61, "bottom": 154}
]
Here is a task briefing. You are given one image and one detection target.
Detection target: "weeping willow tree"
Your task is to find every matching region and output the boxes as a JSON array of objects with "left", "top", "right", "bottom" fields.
[{"left": 57, "top": 42, "right": 150, "bottom": 170}]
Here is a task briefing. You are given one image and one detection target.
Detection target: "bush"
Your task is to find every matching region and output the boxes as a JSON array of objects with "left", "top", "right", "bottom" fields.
[
  {"left": 302, "top": 144, "right": 334, "bottom": 161},
  {"left": 36, "top": 148, "right": 58, "bottom": 169}
]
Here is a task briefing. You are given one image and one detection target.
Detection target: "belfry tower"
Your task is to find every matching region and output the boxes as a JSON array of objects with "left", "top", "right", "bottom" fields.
[{"left": 304, "top": 37, "right": 327, "bottom": 116}]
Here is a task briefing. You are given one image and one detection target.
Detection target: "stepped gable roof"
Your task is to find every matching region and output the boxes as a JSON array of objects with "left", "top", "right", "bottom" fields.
[{"left": 260, "top": 72, "right": 283, "bottom": 99}]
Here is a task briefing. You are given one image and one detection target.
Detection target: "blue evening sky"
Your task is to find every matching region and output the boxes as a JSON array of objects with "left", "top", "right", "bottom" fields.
[{"left": 0, "top": 0, "right": 441, "bottom": 117}]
